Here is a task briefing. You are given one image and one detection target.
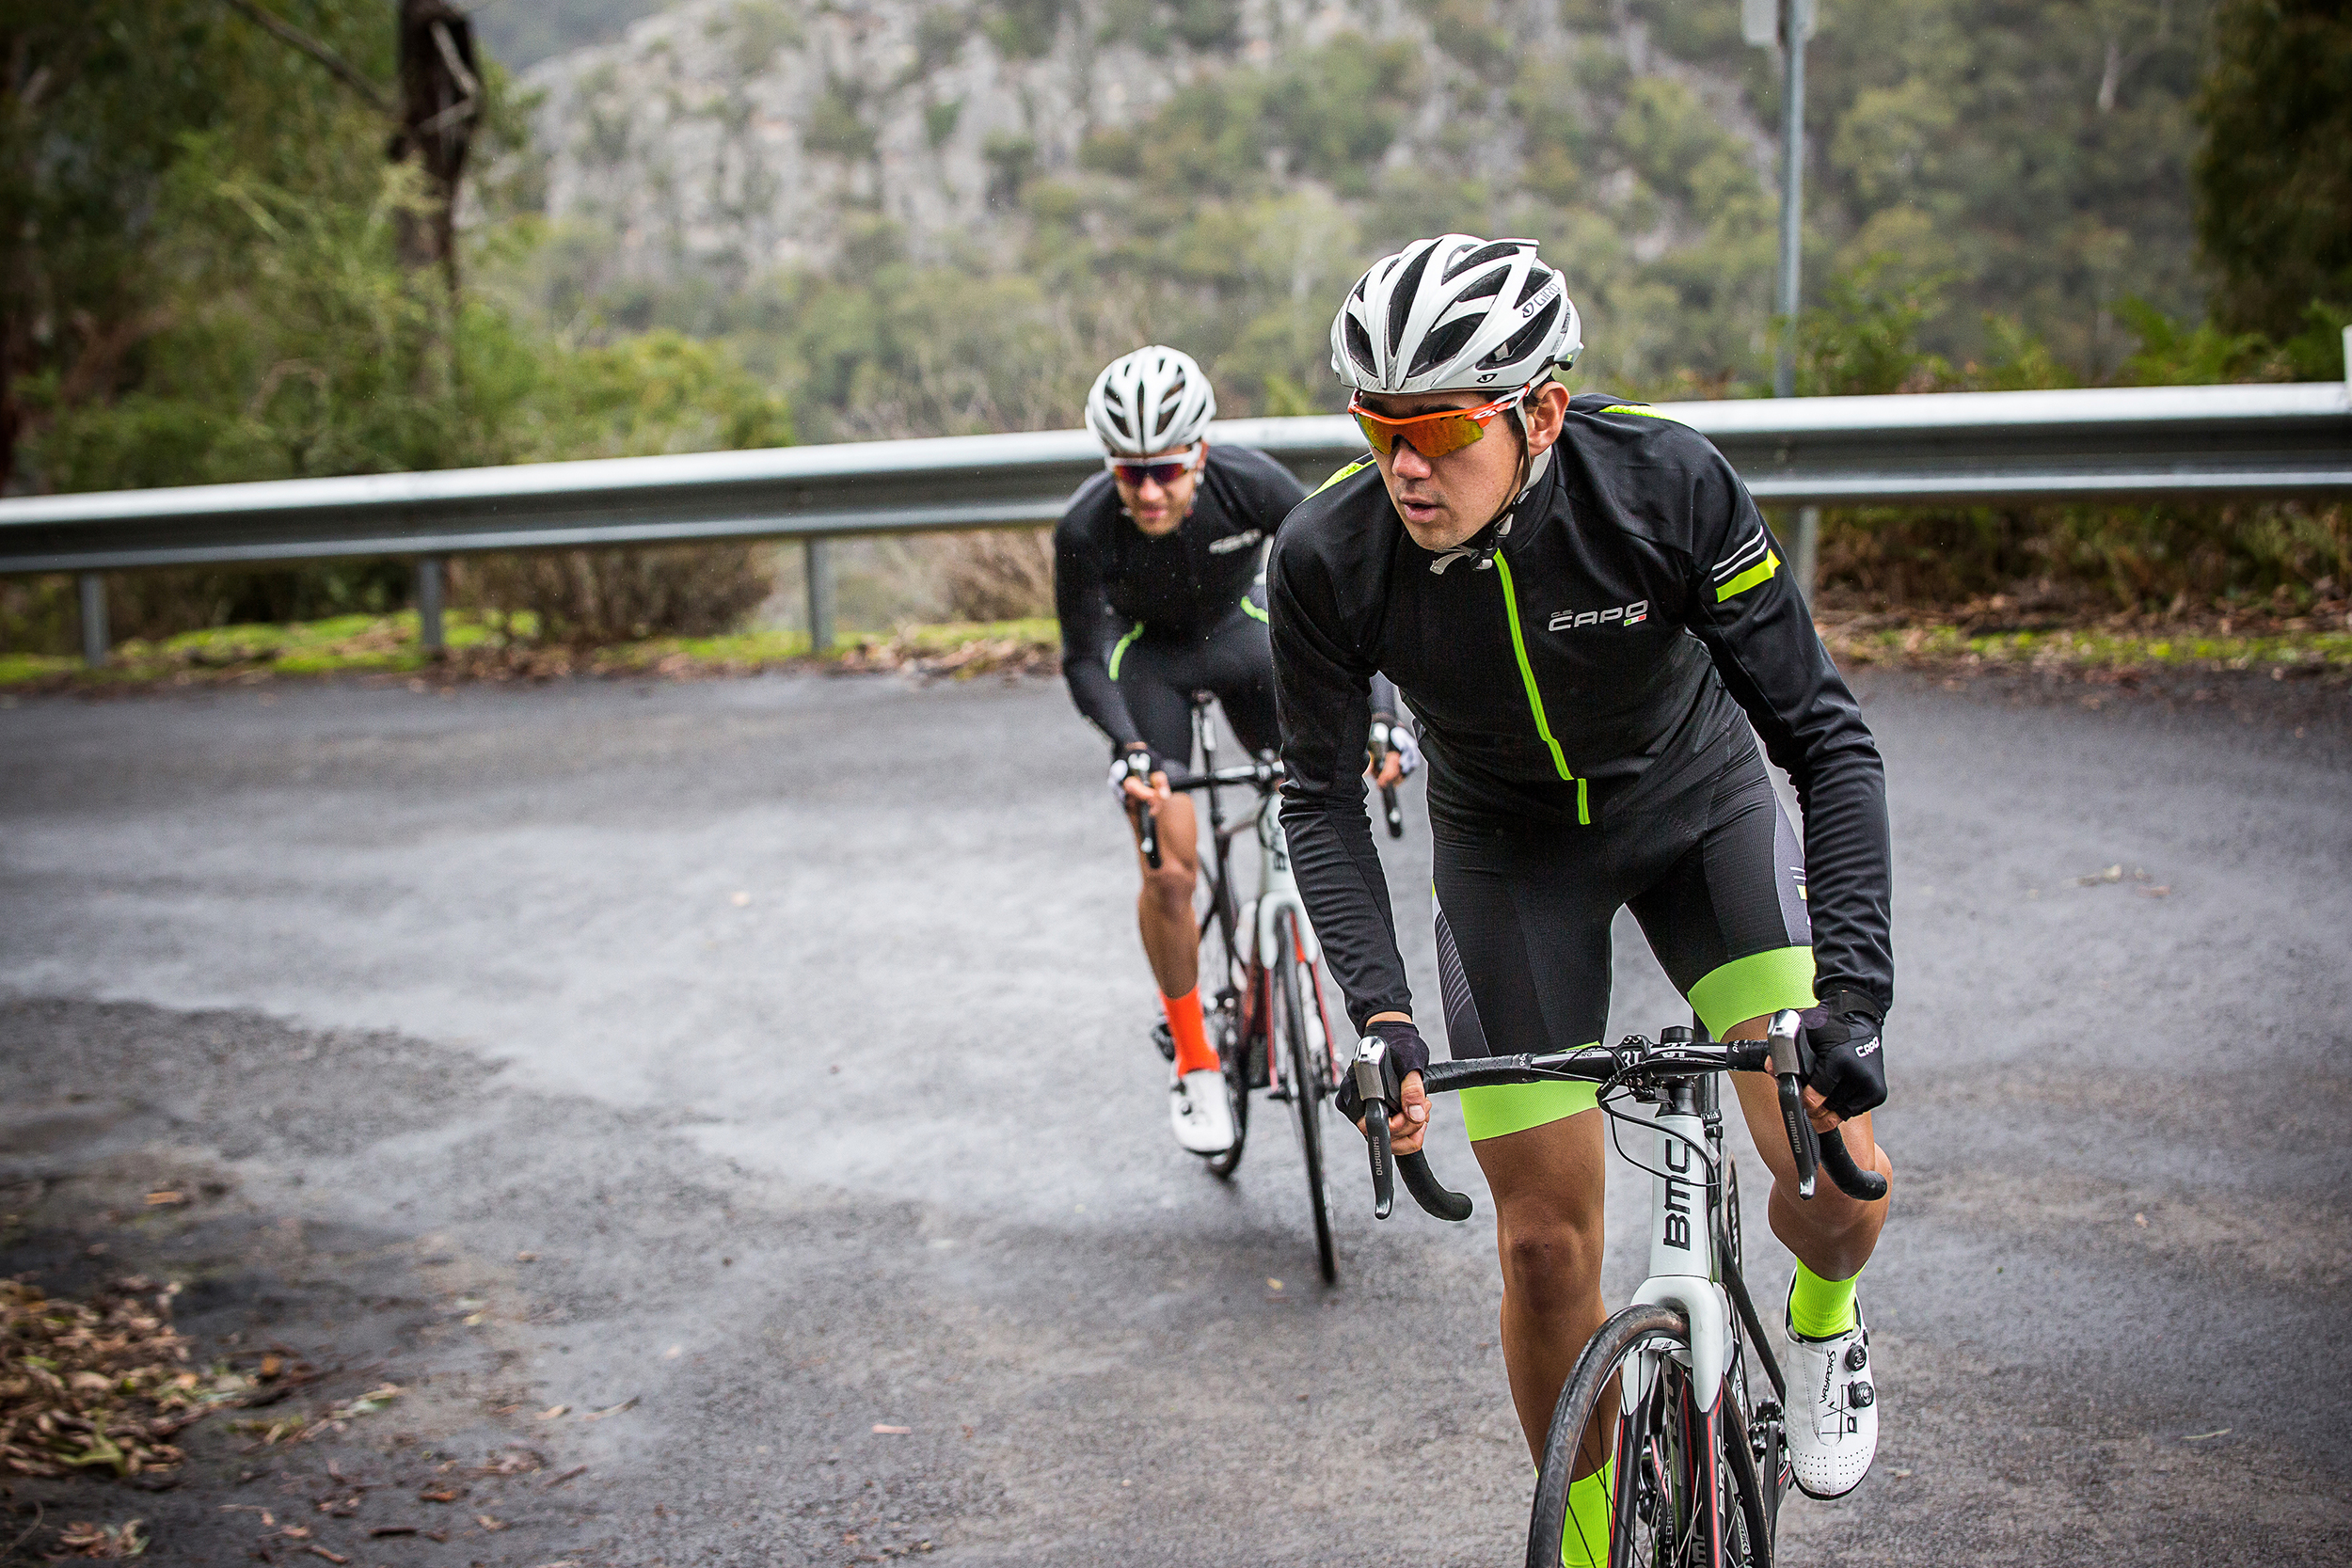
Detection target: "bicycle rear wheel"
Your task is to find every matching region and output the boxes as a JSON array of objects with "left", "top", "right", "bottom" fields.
[
  {"left": 1271, "top": 912, "right": 1336, "bottom": 1284},
  {"left": 1529, "top": 1304, "right": 1773, "bottom": 1568}
]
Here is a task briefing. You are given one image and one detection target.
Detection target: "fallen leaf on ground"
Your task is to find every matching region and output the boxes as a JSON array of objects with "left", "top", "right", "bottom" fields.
[
  {"left": 53, "top": 1519, "right": 148, "bottom": 1558},
  {"left": 476, "top": 1448, "right": 544, "bottom": 1476},
  {"left": 143, "top": 1192, "right": 186, "bottom": 1208},
  {"left": 368, "top": 1526, "right": 418, "bottom": 1537},
  {"left": 534, "top": 1404, "right": 569, "bottom": 1420},
  {"left": 2074, "top": 864, "right": 2123, "bottom": 886},
  {"left": 544, "top": 1464, "right": 589, "bottom": 1488},
  {"left": 871, "top": 1425, "right": 911, "bottom": 1435},
  {"left": 475, "top": 1513, "right": 509, "bottom": 1531},
  {"left": 2183, "top": 1428, "right": 2231, "bottom": 1441},
  {"left": 581, "top": 1397, "right": 638, "bottom": 1421},
  {"left": 303, "top": 1547, "right": 348, "bottom": 1565}
]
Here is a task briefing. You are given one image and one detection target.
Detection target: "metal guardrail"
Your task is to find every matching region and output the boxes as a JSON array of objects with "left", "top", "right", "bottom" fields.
[{"left": 5, "top": 375, "right": 2347, "bottom": 662}]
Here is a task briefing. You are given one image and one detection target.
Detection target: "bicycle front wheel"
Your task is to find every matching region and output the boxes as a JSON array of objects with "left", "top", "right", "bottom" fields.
[
  {"left": 1271, "top": 914, "right": 1336, "bottom": 1284},
  {"left": 1529, "top": 1304, "right": 1773, "bottom": 1568}
]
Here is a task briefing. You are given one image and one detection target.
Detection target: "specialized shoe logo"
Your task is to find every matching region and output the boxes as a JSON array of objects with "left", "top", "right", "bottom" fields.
[
  {"left": 1547, "top": 599, "right": 1648, "bottom": 631},
  {"left": 1206, "top": 529, "right": 1263, "bottom": 555}
]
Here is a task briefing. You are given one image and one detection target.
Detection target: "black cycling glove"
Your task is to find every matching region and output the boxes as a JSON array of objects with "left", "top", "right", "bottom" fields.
[
  {"left": 1797, "top": 990, "right": 1887, "bottom": 1119},
  {"left": 1334, "top": 1019, "right": 1431, "bottom": 1124}
]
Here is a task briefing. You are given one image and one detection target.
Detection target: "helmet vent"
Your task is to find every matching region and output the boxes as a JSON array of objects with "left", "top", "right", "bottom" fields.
[
  {"left": 1444, "top": 241, "right": 1522, "bottom": 282},
  {"left": 1486, "top": 300, "right": 1562, "bottom": 370},
  {"left": 1411, "top": 314, "right": 1484, "bottom": 380},
  {"left": 1386, "top": 245, "right": 1437, "bottom": 357}
]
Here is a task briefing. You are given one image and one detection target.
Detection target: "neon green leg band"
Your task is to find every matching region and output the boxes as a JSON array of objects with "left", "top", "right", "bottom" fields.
[
  {"left": 1562, "top": 1458, "right": 1613, "bottom": 1568},
  {"left": 1461, "top": 1076, "right": 1598, "bottom": 1141},
  {"left": 1686, "top": 945, "right": 1816, "bottom": 1038},
  {"left": 1788, "top": 1259, "right": 1860, "bottom": 1339}
]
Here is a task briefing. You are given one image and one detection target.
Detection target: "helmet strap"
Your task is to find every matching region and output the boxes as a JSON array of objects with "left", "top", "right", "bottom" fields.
[{"left": 1461, "top": 404, "right": 1552, "bottom": 570}]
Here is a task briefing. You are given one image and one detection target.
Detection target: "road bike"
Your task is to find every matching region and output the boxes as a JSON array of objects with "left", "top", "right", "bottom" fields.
[
  {"left": 1351, "top": 1013, "right": 1887, "bottom": 1567},
  {"left": 1137, "top": 692, "right": 1404, "bottom": 1284}
]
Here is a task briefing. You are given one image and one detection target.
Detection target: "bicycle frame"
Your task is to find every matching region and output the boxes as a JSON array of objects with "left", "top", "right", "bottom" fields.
[
  {"left": 1617, "top": 1070, "right": 1787, "bottom": 1566},
  {"left": 1187, "top": 698, "right": 1333, "bottom": 1093},
  {"left": 1627, "top": 1078, "right": 1735, "bottom": 1416}
]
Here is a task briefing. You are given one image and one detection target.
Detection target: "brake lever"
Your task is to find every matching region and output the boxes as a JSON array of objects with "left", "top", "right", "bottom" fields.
[
  {"left": 1350, "top": 1037, "right": 1398, "bottom": 1219},
  {"left": 1136, "top": 803, "right": 1160, "bottom": 870},
  {"left": 1380, "top": 784, "right": 1404, "bottom": 838},
  {"left": 1768, "top": 1009, "right": 1820, "bottom": 1199}
]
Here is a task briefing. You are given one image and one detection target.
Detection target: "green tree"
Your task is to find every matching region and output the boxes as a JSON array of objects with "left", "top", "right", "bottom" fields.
[{"left": 2193, "top": 0, "right": 2352, "bottom": 340}]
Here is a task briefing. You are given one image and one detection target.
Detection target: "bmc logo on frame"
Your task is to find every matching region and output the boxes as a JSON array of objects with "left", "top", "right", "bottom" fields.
[{"left": 1548, "top": 599, "right": 1648, "bottom": 632}]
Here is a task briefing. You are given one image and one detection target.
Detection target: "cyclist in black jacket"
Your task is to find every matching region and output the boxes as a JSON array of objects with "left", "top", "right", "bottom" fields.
[
  {"left": 1268, "top": 237, "right": 1897, "bottom": 1555},
  {"left": 1057, "top": 345, "right": 1406, "bottom": 1159}
]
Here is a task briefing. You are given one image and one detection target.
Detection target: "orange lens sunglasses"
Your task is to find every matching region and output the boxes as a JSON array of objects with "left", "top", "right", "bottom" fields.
[{"left": 1348, "top": 386, "right": 1531, "bottom": 459}]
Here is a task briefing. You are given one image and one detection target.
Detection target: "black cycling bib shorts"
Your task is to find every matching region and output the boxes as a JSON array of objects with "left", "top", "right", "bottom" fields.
[
  {"left": 1102, "top": 592, "right": 1281, "bottom": 765},
  {"left": 1434, "top": 741, "right": 1814, "bottom": 1138}
]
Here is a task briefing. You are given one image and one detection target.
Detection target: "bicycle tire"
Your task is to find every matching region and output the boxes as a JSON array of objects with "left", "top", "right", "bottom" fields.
[
  {"left": 1201, "top": 990, "right": 1250, "bottom": 1178},
  {"left": 1272, "top": 916, "right": 1337, "bottom": 1284},
  {"left": 1529, "top": 1304, "right": 1773, "bottom": 1568}
]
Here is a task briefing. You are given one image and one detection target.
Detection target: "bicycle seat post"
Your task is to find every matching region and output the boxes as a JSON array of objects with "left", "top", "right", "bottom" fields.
[{"left": 1193, "top": 692, "right": 1224, "bottom": 833}]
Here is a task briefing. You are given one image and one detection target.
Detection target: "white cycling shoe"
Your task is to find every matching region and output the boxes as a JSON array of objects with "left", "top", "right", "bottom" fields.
[
  {"left": 1169, "top": 1067, "right": 1235, "bottom": 1154},
  {"left": 1784, "top": 1293, "right": 1878, "bottom": 1499}
]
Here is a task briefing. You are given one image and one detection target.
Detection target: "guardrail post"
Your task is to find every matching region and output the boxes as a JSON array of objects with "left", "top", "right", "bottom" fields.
[
  {"left": 414, "top": 556, "right": 446, "bottom": 655},
  {"left": 1791, "top": 506, "right": 1821, "bottom": 608},
  {"left": 77, "top": 573, "right": 108, "bottom": 668},
  {"left": 804, "top": 537, "right": 835, "bottom": 654}
]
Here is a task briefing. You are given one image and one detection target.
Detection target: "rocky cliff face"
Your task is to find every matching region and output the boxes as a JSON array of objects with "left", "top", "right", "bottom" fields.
[{"left": 516, "top": 0, "right": 1772, "bottom": 282}]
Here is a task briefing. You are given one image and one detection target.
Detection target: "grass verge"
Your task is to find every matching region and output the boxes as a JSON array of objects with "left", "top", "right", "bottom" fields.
[
  {"left": 0, "top": 614, "right": 1059, "bottom": 692},
  {"left": 4, "top": 608, "right": 2346, "bottom": 695}
]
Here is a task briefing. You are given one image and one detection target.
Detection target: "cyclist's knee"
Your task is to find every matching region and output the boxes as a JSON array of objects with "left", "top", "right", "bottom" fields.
[
  {"left": 1496, "top": 1212, "right": 1605, "bottom": 1307},
  {"left": 1141, "top": 855, "right": 1196, "bottom": 908}
]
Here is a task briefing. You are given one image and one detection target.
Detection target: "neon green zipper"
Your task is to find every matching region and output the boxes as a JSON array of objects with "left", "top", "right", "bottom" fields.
[
  {"left": 1491, "top": 554, "right": 1589, "bottom": 825},
  {"left": 1107, "top": 622, "right": 1144, "bottom": 679}
]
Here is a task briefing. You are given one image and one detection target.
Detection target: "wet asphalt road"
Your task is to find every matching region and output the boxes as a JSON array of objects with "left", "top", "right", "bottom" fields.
[{"left": 1, "top": 667, "right": 2347, "bottom": 1566}]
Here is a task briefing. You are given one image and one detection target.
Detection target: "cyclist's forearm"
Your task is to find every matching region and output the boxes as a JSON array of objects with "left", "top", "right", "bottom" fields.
[
  {"left": 1794, "top": 740, "right": 1895, "bottom": 1016},
  {"left": 1062, "top": 659, "right": 1147, "bottom": 752},
  {"left": 1279, "top": 795, "right": 1414, "bottom": 1030}
]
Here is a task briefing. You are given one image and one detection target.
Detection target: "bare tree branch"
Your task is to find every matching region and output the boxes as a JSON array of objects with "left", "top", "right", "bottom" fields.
[{"left": 219, "top": 0, "right": 393, "bottom": 117}]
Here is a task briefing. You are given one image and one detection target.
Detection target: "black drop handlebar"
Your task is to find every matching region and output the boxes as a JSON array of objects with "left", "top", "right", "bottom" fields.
[{"left": 1353, "top": 1011, "right": 1888, "bottom": 1222}]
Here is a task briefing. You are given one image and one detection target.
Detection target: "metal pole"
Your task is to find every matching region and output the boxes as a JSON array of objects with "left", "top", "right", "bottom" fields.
[
  {"left": 414, "top": 555, "right": 446, "bottom": 654},
  {"left": 77, "top": 573, "right": 109, "bottom": 668},
  {"left": 803, "top": 536, "right": 834, "bottom": 654},
  {"left": 1772, "top": 0, "right": 1807, "bottom": 401},
  {"left": 1792, "top": 505, "right": 1821, "bottom": 607}
]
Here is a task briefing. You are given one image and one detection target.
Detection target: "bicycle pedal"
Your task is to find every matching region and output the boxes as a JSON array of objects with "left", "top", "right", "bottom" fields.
[{"left": 1151, "top": 1021, "right": 1175, "bottom": 1062}]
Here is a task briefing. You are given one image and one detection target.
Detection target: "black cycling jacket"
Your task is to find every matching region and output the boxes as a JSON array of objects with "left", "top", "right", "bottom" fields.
[
  {"left": 1054, "top": 444, "right": 1306, "bottom": 752},
  {"left": 1270, "top": 394, "right": 1893, "bottom": 1031}
]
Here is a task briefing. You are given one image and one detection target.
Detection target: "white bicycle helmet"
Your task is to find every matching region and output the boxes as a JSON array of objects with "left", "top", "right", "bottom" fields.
[
  {"left": 1330, "top": 234, "right": 1581, "bottom": 395},
  {"left": 1086, "top": 345, "right": 1217, "bottom": 458}
]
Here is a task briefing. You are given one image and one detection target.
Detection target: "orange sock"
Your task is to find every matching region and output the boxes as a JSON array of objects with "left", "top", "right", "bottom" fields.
[{"left": 1161, "top": 988, "right": 1218, "bottom": 1077}]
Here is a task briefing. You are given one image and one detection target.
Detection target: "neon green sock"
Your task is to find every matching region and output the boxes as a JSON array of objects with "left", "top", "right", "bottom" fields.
[
  {"left": 1561, "top": 1458, "right": 1613, "bottom": 1568},
  {"left": 1788, "top": 1259, "right": 1860, "bottom": 1339}
]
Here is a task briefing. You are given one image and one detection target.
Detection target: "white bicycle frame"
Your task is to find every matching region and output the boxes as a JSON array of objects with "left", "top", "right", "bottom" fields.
[
  {"left": 1193, "top": 699, "right": 1333, "bottom": 1075},
  {"left": 1625, "top": 1091, "right": 1736, "bottom": 1416}
]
